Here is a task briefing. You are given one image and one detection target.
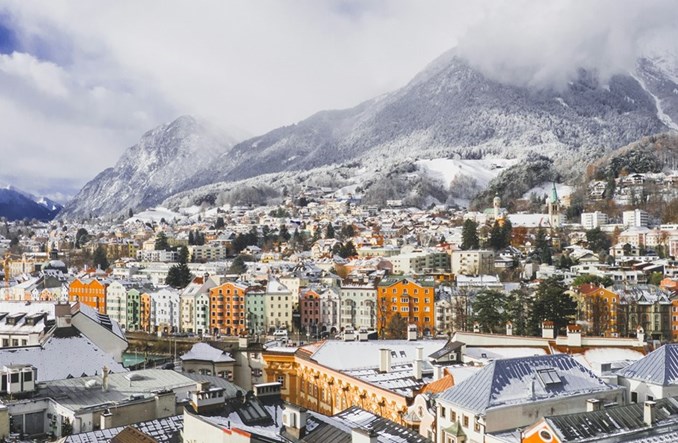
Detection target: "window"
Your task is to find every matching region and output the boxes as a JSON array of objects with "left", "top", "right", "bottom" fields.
[
  {"left": 463, "top": 415, "right": 469, "bottom": 428},
  {"left": 648, "top": 395, "right": 654, "bottom": 401},
  {"left": 631, "top": 392, "right": 638, "bottom": 403},
  {"left": 10, "top": 373, "right": 18, "bottom": 383},
  {"left": 450, "top": 410, "right": 456, "bottom": 421},
  {"left": 277, "top": 375, "right": 285, "bottom": 387},
  {"left": 474, "top": 419, "right": 481, "bottom": 432},
  {"left": 401, "top": 307, "right": 409, "bottom": 312},
  {"left": 24, "top": 372, "right": 32, "bottom": 382}
]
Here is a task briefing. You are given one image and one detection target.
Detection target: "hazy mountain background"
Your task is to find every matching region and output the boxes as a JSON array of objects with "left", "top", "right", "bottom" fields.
[{"left": 57, "top": 49, "right": 678, "bottom": 218}]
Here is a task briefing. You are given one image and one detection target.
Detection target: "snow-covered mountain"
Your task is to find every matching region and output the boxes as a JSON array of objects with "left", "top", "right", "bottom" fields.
[
  {"left": 218, "top": 53, "right": 676, "bottom": 183},
  {"left": 60, "top": 115, "right": 240, "bottom": 218},
  {"left": 65, "top": 51, "right": 678, "bottom": 216},
  {"left": 0, "top": 186, "right": 63, "bottom": 221}
]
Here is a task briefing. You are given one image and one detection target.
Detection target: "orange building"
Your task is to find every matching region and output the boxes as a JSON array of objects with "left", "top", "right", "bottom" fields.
[
  {"left": 209, "top": 281, "right": 250, "bottom": 336},
  {"left": 68, "top": 278, "right": 109, "bottom": 314},
  {"left": 579, "top": 285, "right": 619, "bottom": 337},
  {"left": 377, "top": 276, "right": 436, "bottom": 337},
  {"left": 140, "top": 293, "right": 151, "bottom": 332}
]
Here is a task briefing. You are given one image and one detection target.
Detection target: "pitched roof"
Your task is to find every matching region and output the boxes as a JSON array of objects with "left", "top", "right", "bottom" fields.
[
  {"left": 544, "top": 397, "right": 678, "bottom": 441},
  {"left": 437, "top": 354, "right": 615, "bottom": 414},
  {"left": 111, "top": 426, "right": 158, "bottom": 443},
  {"left": 616, "top": 344, "right": 678, "bottom": 385},
  {"left": 180, "top": 342, "right": 235, "bottom": 363},
  {"left": 422, "top": 373, "right": 455, "bottom": 394}
]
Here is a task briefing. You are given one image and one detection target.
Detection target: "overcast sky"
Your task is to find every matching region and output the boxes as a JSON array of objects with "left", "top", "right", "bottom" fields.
[{"left": 0, "top": 0, "right": 677, "bottom": 200}]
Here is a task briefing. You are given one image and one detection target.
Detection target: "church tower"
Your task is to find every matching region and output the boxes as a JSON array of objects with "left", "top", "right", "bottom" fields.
[{"left": 548, "top": 183, "right": 561, "bottom": 229}]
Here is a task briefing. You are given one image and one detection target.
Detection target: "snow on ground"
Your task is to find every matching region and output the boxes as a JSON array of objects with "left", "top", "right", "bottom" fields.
[
  {"left": 417, "top": 158, "right": 518, "bottom": 188},
  {"left": 522, "top": 182, "right": 573, "bottom": 200},
  {"left": 125, "top": 207, "right": 186, "bottom": 224}
]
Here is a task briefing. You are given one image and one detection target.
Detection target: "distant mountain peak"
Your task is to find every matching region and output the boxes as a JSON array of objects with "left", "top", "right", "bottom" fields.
[{"left": 60, "top": 115, "right": 241, "bottom": 218}]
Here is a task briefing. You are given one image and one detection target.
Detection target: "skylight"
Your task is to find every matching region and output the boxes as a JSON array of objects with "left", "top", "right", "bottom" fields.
[{"left": 537, "top": 368, "right": 561, "bottom": 386}]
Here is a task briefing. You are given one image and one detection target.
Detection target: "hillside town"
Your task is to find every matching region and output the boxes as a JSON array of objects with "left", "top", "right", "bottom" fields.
[{"left": 0, "top": 183, "right": 677, "bottom": 442}]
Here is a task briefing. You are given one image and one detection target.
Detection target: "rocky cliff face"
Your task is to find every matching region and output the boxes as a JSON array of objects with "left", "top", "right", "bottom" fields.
[{"left": 61, "top": 116, "right": 239, "bottom": 217}]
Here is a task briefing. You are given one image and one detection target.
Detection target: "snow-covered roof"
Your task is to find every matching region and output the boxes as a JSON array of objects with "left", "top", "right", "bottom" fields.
[
  {"left": 438, "top": 354, "right": 617, "bottom": 414},
  {"left": 0, "top": 334, "right": 126, "bottom": 381},
  {"left": 180, "top": 342, "right": 235, "bottom": 363},
  {"left": 616, "top": 344, "right": 678, "bottom": 385},
  {"left": 307, "top": 340, "right": 447, "bottom": 371}
]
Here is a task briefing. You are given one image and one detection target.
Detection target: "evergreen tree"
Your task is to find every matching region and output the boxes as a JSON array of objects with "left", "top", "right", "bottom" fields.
[
  {"left": 155, "top": 232, "right": 170, "bottom": 251},
  {"left": 215, "top": 217, "right": 225, "bottom": 229},
  {"left": 279, "top": 225, "right": 291, "bottom": 242},
  {"left": 506, "top": 288, "right": 531, "bottom": 336},
  {"left": 533, "top": 226, "right": 552, "bottom": 265},
  {"left": 488, "top": 221, "right": 504, "bottom": 251},
  {"left": 188, "top": 231, "right": 195, "bottom": 245},
  {"left": 75, "top": 228, "right": 89, "bottom": 248},
  {"left": 461, "top": 219, "right": 479, "bottom": 250},
  {"left": 128, "top": 208, "right": 133, "bottom": 218},
  {"left": 326, "top": 223, "right": 335, "bottom": 239},
  {"left": 93, "top": 245, "right": 109, "bottom": 270},
  {"left": 178, "top": 245, "right": 189, "bottom": 264},
  {"left": 529, "top": 277, "right": 576, "bottom": 336},
  {"left": 166, "top": 261, "right": 192, "bottom": 288},
  {"left": 229, "top": 255, "right": 249, "bottom": 274},
  {"left": 586, "top": 228, "right": 612, "bottom": 255},
  {"left": 572, "top": 274, "right": 614, "bottom": 288},
  {"left": 472, "top": 289, "right": 506, "bottom": 333}
]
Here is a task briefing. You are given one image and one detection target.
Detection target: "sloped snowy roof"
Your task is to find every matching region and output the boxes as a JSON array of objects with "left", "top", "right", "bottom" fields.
[
  {"left": 64, "top": 415, "right": 183, "bottom": 443},
  {"left": 307, "top": 340, "right": 447, "bottom": 371},
  {"left": 0, "top": 334, "right": 126, "bottom": 381},
  {"left": 180, "top": 342, "right": 235, "bottom": 363},
  {"left": 616, "top": 344, "right": 678, "bottom": 385},
  {"left": 438, "top": 354, "right": 616, "bottom": 414}
]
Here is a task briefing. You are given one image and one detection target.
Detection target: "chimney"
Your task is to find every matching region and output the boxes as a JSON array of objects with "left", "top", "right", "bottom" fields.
[
  {"left": 586, "top": 399, "right": 601, "bottom": 412},
  {"left": 351, "top": 428, "right": 378, "bottom": 443},
  {"left": 506, "top": 321, "right": 513, "bottom": 336},
  {"left": 55, "top": 302, "right": 72, "bottom": 328},
  {"left": 413, "top": 347, "right": 424, "bottom": 381},
  {"left": 432, "top": 365, "right": 444, "bottom": 381},
  {"left": 407, "top": 324, "right": 418, "bottom": 341},
  {"left": 644, "top": 401, "right": 656, "bottom": 426},
  {"left": 379, "top": 348, "right": 391, "bottom": 373},
  {"left": 541, "top": 321, "right": 555, "bottom": 339},
  {"left": 282, "top": 403, "right": 308, "bottom": 439},
  {"left": 102, "top": 366, "right": 110, "bottom": 392},
  {"left": 637, "top": 326, "right": 645, "bottom": 345},
  {"left": 567, "top": 324, "right": 582, "bottom": 347}
]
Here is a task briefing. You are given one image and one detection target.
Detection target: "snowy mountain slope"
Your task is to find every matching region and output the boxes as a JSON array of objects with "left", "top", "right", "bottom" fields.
[
  {"left": 217, "top": 54, "right": 673, "bottom": 184},
  {"left": 0, "top": 187, "right": 62, "bottom": 221},
  {"left": 61, "top": 116, "right": 240, "bottom": 218},
  {"left": 67, "top": 50, "right": 678, "bottom": 216}
]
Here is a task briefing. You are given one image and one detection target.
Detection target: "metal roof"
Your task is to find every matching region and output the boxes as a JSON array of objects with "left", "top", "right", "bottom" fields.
[
  {"left": 437, "top": 354, "right": 616, "bottom": 414},
  {"left": 545, "top": 397, "right": 678, "bottom": 441},
  {"left": 616, "top": 344, "right": 678, "bottom": 385}
]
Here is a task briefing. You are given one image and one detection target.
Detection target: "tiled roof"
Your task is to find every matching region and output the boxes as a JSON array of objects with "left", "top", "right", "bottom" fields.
[
  {"left": 437, "top": 354, "right": 615, "bottom": 414},
  {"left": 616, "top": 344, "right": 678, "bottom": 385},
  {"left": 422, "top": 373, "right": 455, "bottom": 394}
]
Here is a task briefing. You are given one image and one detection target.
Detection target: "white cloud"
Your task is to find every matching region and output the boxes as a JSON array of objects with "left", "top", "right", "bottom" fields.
[{"left": 0, "top": 0, "right": 676, "bottom": 200}]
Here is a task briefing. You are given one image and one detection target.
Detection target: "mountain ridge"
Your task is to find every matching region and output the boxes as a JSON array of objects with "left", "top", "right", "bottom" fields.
[{"left": 63, "top": 52, "right": 678, "bottom": 217}]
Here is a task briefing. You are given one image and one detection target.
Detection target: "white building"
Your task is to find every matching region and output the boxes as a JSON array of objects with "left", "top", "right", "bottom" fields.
[
  {"left": 180, "top": 276, "right": 217, "bottom": 334},
  {"left": 149, "top": 288, "right": 181, "bottom": 333},
  {"left": 339, "top": 284, "right": 377, "bottom": 329},
  {"left": 389, "top": 251, "right": 450, "bottom": 275},
  {"left": 451, "top": 250, "right": 495, "bottom": 276},
  {"left": 264, "top": 277, "right": 293, "bottom": 331},
  {"left": 105, "top": 281, "right": 128, "bottom": 329},
  {"left": 623, "top": 209, "right": 650, "bottom": 228},
  {"left": 581, "top": 211, "right": 609, "bottom": 230}
]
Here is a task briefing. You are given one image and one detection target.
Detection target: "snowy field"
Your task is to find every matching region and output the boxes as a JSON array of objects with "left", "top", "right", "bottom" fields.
[{"left": 417, "top": 158, "right": 518, "bottom": 188}]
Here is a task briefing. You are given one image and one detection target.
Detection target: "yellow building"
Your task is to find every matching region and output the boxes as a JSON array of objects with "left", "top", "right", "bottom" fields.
[{"left": 262, "top": 340, "right": 448, "bottom": 424}]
